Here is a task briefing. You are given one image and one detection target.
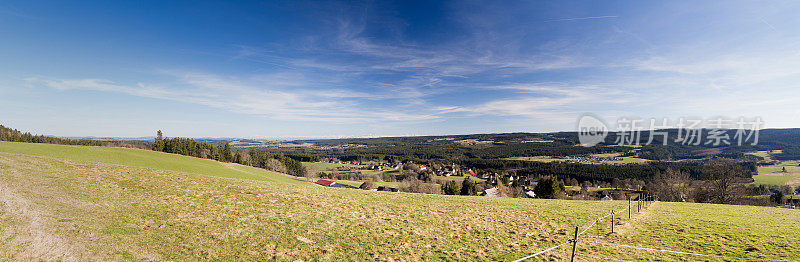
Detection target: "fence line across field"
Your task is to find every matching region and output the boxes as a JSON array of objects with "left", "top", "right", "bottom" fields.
[
  {"left": 509, "top": 241, "right": 571, "bottom": 262},
  {"left": 579, "top": 201, "right": 631, "bottom": 237},
  {"left": 581, "top": 239, "right": 799, "bottom": 262},
  {"left": 577, "top": 217, "right": 600, "bottom": 237},
  {"left": 507, "top": 193, "right": 793, "bottom": 261},
  {"left": 512, "top": 195, "right": 652, "bottom": 261}
]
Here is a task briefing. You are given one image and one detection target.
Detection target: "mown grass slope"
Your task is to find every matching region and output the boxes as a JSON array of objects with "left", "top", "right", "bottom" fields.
[
  {"left": 1, "top": 142, "right": 798, "bottom": 261},
  {"left": 0, "top": 141, "right": 298, "bottom": 184}
]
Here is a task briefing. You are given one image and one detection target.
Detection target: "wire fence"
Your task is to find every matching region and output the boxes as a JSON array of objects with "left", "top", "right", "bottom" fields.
[
  {"left": 511, "top": 194, "right": 797, "bottom": 262},
  {"left": 511, "top": 195, "right": 646, "bottom": 261},
  {"left": 581, "top": 240, "right": 798, "bottom": 262},
  {"left": 510, "top": 241, "right": 571, "bottom": 262},
  {"left": 577, "top": 253, "right": 634, "bottom": 262}
]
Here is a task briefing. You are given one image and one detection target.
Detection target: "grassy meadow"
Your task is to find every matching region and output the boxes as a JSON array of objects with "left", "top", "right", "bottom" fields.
[
  {"left": 1, "top": 141, "right": 798, "bottom": 261},
  {"left": 749, "top": 150, "right": 800, "bottom": 186}
]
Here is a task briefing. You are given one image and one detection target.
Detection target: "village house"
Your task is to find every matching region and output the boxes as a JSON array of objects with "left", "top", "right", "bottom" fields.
[{"left": 315, "top": 179, "right": 357, "bottom": 189}]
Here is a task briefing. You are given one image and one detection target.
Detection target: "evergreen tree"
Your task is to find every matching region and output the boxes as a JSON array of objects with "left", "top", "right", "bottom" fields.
[
  {"left": 0, "top": 125, "right": 102, "bottom": 146},
  {"left": 154, "top": 130, "right": 165, "bottom": 152},
  {"left": 442, "top": 180, "right": 461, "bottom": 195},
  {"left": 222, "top": 143, "right": 232, "bottom": 162},
  {"left": 534, "top": 176, "right": 564, "bottom": 199},
  {"left": 250, "top": 150, "right": 260, "bottom": 167},
  {"left": 234, "top": 152, "right": 242, "bottom": 164},
  {"left": 460, "top": 177, "right": 477, "bottom": 195}
]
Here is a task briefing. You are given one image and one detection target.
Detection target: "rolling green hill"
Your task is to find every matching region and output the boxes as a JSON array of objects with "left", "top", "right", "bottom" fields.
[
  {"left": 0, "top": 141, "right": 299, "bottom": 184},
  {"left": 0, "top": 142, "right": 797, "bottom": 261}
]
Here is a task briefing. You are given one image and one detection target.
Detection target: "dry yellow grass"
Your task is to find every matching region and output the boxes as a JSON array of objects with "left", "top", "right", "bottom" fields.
[
  {"left": 0, "top": 151, "right": 624, "bottom": 261},
  {"left": 1, "top": 143, "right": 798, "bottom": 261}
]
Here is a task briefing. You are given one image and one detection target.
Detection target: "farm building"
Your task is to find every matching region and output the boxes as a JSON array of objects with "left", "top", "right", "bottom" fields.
[
  {"left": 523, "top": 191, "right": 536, "bottom": 198},
  {"left": 484, "top": 187, "right": 499, "bottom": 197},
  {"left": 316, "top": 179, "right": 358, "bottom": 189},
  {"left": 316, "top": 179, "right": 335, "bottom": 186},
  {"left": 331, "top": 183, "right": 358, "bottom": 189}
]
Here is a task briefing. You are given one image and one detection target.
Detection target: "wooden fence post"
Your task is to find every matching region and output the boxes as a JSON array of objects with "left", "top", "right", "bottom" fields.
[
  {"left": 611, "top": 211, "right": 614, "bottom": 233},
  {"left": 571, "top": 226, "right": 579, "bottom": 262},
  {"left": 628, "top": 198, "right": 631, "bottom": 219}
]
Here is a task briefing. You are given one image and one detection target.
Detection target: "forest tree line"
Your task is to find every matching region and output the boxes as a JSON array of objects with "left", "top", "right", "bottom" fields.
[
  {"left": 1, "top": 125, "right": 103, "bottom": 146},
  {"left": 275, "top": 129, "right": 800, "bottom": 162},
  {"left": 153, "top": 130, "right": 306, "bottom": 177}
]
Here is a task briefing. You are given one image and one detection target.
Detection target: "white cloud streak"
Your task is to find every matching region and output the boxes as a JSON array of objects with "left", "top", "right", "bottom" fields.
[
  {"left": 544, "top": 16, "right": 619, "bottom": 22},
  {"left": 25, "top": 74, "right": 440, "bottom": 123}
]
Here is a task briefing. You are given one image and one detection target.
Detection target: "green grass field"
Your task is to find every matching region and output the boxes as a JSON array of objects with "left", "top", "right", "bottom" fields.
[
  {"left": 752, "top": 173, "right": 796, "bottom": 186},
  {"left": 748, "top": 150, "right": 800, "bottom": 186},
  {"left": 1, "top": 142, "right": 798, "bottom": 261},
  {"left": 747, "top": 150, "right": 784, "bottom": 162},
  {"left": 758, "top": 160, "right": 800, "bottom": 174},
  {"left": 0, "top": 142, "right": 295, "bottom": 183}
]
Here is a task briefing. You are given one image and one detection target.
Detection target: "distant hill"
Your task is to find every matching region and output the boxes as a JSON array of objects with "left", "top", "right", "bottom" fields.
[{"left": 246, "top": 129, "right": 800, "bottom": 162}]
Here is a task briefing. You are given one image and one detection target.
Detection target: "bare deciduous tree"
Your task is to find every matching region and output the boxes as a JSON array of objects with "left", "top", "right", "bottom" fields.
[
  {"left": 702, "top": 159, "right": 747, "bottom": 204},
  {"left": 652, "top": 169, "right": 691, "bottom": 202}
]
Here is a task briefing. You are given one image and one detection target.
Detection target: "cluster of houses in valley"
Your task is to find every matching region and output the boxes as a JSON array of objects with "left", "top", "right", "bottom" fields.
[
  {"left": 314, "top": 179, "right": 399, "bottom": 191},
  {"left": 313, "top": 176, "right": 623, "bottom": 201},
  {"left": 313, "top": 160, "right": 626, "bottom": 200},
  {"left": 550, "top": 155, "right": 625, "bottom": 164},
  {"left": 320, "top": 160, "right": 400, "bottom": 171}
]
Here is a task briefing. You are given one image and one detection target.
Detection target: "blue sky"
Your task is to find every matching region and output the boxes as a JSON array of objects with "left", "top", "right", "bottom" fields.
[{"left": 2, "top": 1, "right": 800, "bottom": 138}]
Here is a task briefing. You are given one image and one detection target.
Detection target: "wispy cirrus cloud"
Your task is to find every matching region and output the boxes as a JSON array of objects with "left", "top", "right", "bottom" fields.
[
  {"left": 234, "top": 7, "right": 588, "bottom": 86},
  {"left": 25, "top": 73, "right": 440, "bottom": 123},
  {"left": 223, "top": 10, "right": 591, "bottom": 123},
  {"left": 15, "top": 0, "right": 800, "bottom": 137},
  {"left": 544, "top": 16, "right": 619, "bottom": 22}
]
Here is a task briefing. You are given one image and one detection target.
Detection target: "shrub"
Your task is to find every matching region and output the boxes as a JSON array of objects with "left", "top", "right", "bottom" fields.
[
  {"left": 771, "top": 191, "right": 785, "bottom": 205},
  {"left": 359, "top": 181, "right": 377, "bottom": 190}
]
